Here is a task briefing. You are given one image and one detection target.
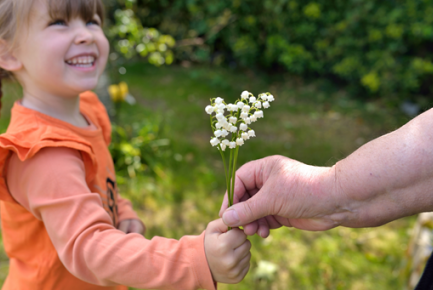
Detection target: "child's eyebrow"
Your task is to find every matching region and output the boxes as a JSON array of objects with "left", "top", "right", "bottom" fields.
[
  {"left": 27, "top": 5, "right": 50, "bottom": 24},
  {"left": 28, "top": 5, "right": 51, "bottom": 21}
]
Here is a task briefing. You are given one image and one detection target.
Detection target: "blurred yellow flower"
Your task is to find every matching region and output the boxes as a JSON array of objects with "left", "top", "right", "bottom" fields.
[{"left": 108, "top": 82, "right": 129, "bottom": 102}]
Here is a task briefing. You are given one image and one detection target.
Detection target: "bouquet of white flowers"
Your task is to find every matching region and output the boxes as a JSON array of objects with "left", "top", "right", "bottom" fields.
[{"left": 205, "top": 91, "right": 275, "bottom": 218}]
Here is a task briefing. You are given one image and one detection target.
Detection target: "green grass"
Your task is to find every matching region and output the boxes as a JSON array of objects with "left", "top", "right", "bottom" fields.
[{"left": 0, "top": 63, "right": 416, "bottom": 290}]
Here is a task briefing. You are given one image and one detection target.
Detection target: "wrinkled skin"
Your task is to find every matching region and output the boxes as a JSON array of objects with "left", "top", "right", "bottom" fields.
[{"left": 220, "top": 108, "right": 433, "bottom": 237}]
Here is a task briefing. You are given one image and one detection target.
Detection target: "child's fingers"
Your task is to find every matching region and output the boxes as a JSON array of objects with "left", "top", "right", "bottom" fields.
[
  {"left": 238, "top": 252, "right": 251, "bottom": 271},
  {"left": 129, "top": 220, "right": 146, "bottom": 235},
  {"left": 222, "top": 227, "right": 247, "bottom": 248},
  {"left": 206, "top": 218, "right": 229, "bottom": 235},
  {"left": 234, "top": 239, "right": 252, "bottom": 260},
  {"left": 118, "top": 220, "right": 130, "bottom": 233},
  {"left": 238, "top": 256, "right": 251, "bottom": 279},
  {"left": 228, "top": 253, "right": 251, "bottom": 283}
]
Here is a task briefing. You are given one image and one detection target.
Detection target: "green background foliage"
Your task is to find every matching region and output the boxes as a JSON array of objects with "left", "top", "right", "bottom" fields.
[{"left": 105, "top": 0, "right": 433, "bottom": 105}]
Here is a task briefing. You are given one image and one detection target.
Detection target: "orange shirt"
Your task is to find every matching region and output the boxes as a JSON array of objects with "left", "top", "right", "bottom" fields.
[{"left": 0, "top": 92, "right": 215, "bottom": 290}]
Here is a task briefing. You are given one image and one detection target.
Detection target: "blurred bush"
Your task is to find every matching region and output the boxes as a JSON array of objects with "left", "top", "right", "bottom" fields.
[
  {"left": 109, "top": 108, "right": 171, "bottom": 184},
  {"left": 106, "top": 8, "right": 175, "bottom": 66},
  {"left": 103, "top": 0, "right": 176, "bottom": 82},
  {"left": 104, "top": 0, "right": 433, "bottom": 103}
]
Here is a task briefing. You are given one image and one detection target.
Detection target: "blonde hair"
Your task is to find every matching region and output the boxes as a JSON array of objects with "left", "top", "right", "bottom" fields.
[{"left": 0, "top": 0, "right": 105, "bottom": 108}]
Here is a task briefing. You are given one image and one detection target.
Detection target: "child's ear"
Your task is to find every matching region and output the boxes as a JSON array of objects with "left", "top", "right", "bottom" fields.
[{"left": 0, "top": 40, "right": 22, "bottom": 72}]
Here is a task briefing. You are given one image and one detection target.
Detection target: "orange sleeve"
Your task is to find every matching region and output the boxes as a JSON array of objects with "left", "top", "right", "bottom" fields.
[{"left": 7, "top": 147, "right": 216, "bottom": 290}]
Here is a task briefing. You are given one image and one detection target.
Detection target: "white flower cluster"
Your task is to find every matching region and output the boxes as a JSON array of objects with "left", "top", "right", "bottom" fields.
[{"left": 206, "top": 90, "right": 275, "bottom": 151}]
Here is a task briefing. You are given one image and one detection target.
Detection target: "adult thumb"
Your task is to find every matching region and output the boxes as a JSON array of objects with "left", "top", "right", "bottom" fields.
[{"left": 222, "top": 196, "right": 268, "bottom": 227}]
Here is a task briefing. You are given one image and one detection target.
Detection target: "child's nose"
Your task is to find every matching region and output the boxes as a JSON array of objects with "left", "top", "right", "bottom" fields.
[{"left": 74, "top": 26, "right": 95, "bottom": 44}]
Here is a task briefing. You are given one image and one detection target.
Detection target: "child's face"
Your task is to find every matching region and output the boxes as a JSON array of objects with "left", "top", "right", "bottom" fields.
[{"left": 12, "top": 0, "right": 109, "bottom": 98}]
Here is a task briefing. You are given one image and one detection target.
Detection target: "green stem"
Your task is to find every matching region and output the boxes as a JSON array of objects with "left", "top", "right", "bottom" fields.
[
  {"left": 218, "top": 145, "right": 230, "bottom": 206},
  {"left": 231, "top": 145, "right": 239, "bottom": 208},
  {"left": 228, "top": 144, "right": 234, "bottom": 206}
]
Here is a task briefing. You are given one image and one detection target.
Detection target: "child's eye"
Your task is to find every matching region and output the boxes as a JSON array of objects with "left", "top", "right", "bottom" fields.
[
  {"left": 87, "top": 19, "right": 101, "bottom": 26},
  {"left": 49, "top": 19, "right": 67, "bottom": 26}
]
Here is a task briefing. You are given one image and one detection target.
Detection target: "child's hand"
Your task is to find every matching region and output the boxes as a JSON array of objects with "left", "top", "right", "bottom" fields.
[
  {"left": 204, "top": 219, "right": 251, "bottom": 284},
  {"left": 118, "top": 219, "right": 146, "bottom": 235}
]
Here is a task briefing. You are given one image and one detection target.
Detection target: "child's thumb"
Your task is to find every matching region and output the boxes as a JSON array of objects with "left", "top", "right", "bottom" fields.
[{"left": 206, "top": 218, "right": 230, "bottom": 234}]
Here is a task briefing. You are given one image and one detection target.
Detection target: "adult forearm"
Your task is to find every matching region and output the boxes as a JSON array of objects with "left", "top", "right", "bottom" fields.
[
  {"left": 331, "top": 108, "right": 433, "bottom": 228},
  {"left": 221, "top": 109, "right": 433, "bottom": 233}
]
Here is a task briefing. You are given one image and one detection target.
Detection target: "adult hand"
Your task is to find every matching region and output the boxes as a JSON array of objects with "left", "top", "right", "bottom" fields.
[
  {"left": 219, "top": 155, "right": 339, "bottom": 238},
  {"left": 220, "top": 109, "right": 433, "bottom": 238}
]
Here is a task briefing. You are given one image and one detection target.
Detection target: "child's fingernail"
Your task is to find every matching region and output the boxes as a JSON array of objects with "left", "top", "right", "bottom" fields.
[{"left": 223, "top": 209, "right": 240, "bottom": 225}]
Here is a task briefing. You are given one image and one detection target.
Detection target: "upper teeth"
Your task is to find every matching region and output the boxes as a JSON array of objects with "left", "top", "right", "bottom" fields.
[{"left": 66, "top": 56, "right": 95, "bottom": 64}]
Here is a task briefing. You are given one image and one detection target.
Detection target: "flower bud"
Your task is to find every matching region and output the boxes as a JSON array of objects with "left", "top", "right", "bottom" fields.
[
  {"left": 215, "top": 97, "right": 224, "bottom": 104},
  {"left": 205, "top": 105, "right": 214, "bottom": 114},
  {"left": 214, "top": 130, "right": 222, "bottom": 137},
  {"left": 223, "top": 122, "right": 231, "bottom": 131},
  {"left": 210, "top": 138, "right": 220, "bottom": 146},
  {"left": 237, "top": 102, "right": 244, "bottom": 109},
  {"left": 217, "top": 103, "right": 226, "bottom": 111},
  {"left": 241, "top": 91, "right": 249, "bottom": 99},
  {"left": 254, "top": 110, "right": 264, "bottom": 118}
]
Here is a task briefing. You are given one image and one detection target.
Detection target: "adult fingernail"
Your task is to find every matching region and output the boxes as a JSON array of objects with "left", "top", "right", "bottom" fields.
[{"left": 223, "top": 209, "right": 240, "bottom": 225}]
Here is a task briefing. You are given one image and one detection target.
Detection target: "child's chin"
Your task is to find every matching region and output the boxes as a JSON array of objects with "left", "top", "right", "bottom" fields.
[{"left": 74, "top": 83, "right": 98, "bottom": 93}]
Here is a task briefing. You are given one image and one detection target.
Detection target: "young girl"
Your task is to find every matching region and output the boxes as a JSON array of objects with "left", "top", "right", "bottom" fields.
[{"left": 0, "top": 0, "right": 251, "bottom": 289}]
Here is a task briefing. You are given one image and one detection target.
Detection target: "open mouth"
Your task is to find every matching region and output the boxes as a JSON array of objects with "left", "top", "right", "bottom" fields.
[{"left": 65, "top": 55, "right": 96, "bottom": 68}]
